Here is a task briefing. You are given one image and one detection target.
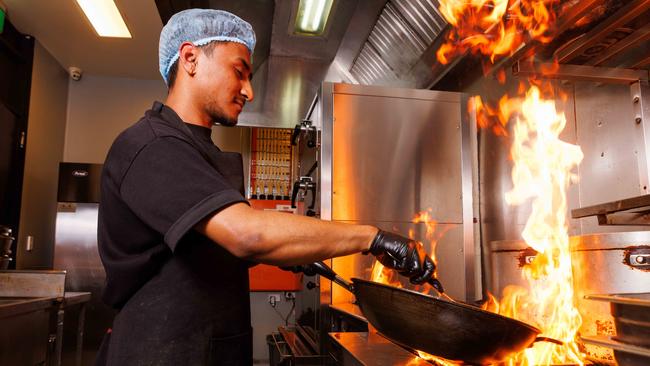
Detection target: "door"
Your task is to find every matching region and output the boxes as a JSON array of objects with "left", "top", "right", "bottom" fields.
[
  {"left": 0, "top": 19, "right": 34, "bottom": 269},
  {"left": 0, "top": 102, "right": 26, "bottom": 268}
]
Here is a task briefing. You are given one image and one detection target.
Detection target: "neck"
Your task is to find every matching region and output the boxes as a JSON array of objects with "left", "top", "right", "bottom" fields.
[{"left": 165, "top": 87, "right": 212, "bottom": 128}]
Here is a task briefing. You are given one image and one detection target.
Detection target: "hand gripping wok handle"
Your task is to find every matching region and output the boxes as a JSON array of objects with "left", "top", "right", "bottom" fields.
[{"left": 306, "top": 262, "right": 354, "bottom": 293}]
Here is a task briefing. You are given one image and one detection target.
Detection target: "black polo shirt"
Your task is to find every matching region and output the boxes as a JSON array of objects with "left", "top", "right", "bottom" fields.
[{"left": 98, "top": 102, "right": 249, "bottom": 309}]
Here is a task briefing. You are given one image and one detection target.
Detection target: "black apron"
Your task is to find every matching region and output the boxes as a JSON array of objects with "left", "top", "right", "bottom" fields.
[{"left": 96, "top": 103, "right": 252, "bottom": 366}]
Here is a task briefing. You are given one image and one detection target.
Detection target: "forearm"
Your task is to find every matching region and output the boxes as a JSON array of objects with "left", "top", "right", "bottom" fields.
[{"left": 196, "top": 203, "right": 378, "bottom": 266}]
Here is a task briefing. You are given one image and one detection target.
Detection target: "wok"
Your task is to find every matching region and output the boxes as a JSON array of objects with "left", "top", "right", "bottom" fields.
[{"left": 305, "top": 262, "right": 560, "bottom": 365}]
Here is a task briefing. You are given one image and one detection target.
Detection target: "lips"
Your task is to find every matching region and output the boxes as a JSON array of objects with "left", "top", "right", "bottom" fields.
[{"left": 234, "top": 99, "right": 245, "bottom": 109}]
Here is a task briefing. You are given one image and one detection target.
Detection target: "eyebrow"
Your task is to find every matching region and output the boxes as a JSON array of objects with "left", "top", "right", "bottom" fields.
[
  {"left": 237, "top": 57, "right": 251, "bottom": 72},
  {"left": 236, "top": 57, "right": 253, "bottom": 81}
]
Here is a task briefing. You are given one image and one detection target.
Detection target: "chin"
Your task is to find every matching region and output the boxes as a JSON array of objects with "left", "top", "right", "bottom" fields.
[
  {"left": 208, "top": 109, "right": 239, "bottom": 127},
  {"left": 217, "top": 115, "right": 239, "bottom": 127}
]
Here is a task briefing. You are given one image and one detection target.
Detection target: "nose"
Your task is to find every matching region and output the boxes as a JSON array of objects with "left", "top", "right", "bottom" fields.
[{"left": 241, "top": 78, "right": 254, "bottom": 102}]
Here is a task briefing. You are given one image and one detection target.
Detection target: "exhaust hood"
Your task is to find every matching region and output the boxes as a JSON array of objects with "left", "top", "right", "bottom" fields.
[{"left": 156, "top": 0, "right": 649, "bottom": 127}]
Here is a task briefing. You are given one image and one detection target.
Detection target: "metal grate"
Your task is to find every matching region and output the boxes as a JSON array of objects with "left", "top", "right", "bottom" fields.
[{"left": 350, "top": 0, "right": 448, "bottom": 85}]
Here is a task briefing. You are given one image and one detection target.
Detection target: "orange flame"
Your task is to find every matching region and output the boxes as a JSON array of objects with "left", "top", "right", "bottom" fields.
[
  {"left": 469, "top": 85, "right": 586, "bottom": 365},
  {"left": 436, "top": 0, "right": 559, "bottom": 65},
  {"left": 433, "top": 1, "right": 587, "bottom": 364},
  {"left": 410, "top": 351, "right": 460, "bottom": 365},
  {"left": 500, "top": 85, "right": 584, "bottom": 365}
]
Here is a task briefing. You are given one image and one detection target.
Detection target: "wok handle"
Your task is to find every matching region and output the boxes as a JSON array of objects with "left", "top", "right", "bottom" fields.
[
  {"left": 427, "top": 278, "right": 445, "bottom": 294},
  {"left": 533, "top": 336, "right": 563, "bottom": 346},
  {"left": 303, "top": 261, "right": 354, "bottom": 293}
]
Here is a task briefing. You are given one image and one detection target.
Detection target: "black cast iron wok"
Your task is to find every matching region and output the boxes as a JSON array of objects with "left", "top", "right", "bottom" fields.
[{"left": 303, "top": 261, "right": 561, "bottom": 365}]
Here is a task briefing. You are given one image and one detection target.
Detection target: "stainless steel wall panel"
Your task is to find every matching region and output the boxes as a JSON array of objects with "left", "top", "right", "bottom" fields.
[
  {"left": 574, "top": 82, "right": 650, "bottom": 233},
  {"left": 318, "top": 83, "right": 476, "bottom": 302},
  {"left": 331, "top": 93, "right": 463, "bottom": 223},
  {"left": 631, "top": 81, "right": 650, "bottom": 196}
]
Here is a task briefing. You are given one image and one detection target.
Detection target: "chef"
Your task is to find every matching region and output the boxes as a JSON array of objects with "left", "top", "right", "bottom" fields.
[{"left": 96, "top": 8, "right": 437, "bottom": 365}]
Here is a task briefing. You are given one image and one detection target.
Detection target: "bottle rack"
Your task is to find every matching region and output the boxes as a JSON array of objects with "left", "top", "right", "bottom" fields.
[{"left": 250, "top": 128, "right": 293, "bottom": 200}]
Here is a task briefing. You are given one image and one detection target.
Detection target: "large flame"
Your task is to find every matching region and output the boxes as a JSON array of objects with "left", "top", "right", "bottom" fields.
[
  {"left": 409, "top": 0, "right": 586, "bottom": 364},
  {"left": 436, "top": 0, "right": 558, "bottom": 65},
  {"left": 497, "top": 85, "right": 585, "bottom": 365},
  {"left": 369, "top": 0, "right": 588, "bottom": 363}
]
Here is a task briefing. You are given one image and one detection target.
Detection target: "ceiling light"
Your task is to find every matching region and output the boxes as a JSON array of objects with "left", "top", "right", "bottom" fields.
[
  {"left": 294, "top": 0, "right": 334, "bottom": 36},
  {"left": 76, "top": 0, "right": 131, "bottom": 38}
]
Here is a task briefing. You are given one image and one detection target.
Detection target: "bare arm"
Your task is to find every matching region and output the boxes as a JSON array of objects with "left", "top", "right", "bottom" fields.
[{"left": 195, "top": 203, "right": 378, "bottom": 266}]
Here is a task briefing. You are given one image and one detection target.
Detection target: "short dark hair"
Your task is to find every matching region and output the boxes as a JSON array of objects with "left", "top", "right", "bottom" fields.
[{"left": 167, "top": 42, "right": 221, "bottom": 89}]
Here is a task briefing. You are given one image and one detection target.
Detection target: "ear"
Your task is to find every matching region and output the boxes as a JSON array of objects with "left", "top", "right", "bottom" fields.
[{"left": 178, "top": 42, "right": 198, "bottom": 77}]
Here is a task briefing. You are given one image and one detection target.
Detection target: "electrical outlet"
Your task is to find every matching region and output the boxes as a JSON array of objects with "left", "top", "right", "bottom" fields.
[{"left": 267, "top": 294, "right": 281, "bottom": 306}]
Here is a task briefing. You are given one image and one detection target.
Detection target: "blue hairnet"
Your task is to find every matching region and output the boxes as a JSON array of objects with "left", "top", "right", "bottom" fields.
[{"left": 159, "top": 9, "right": 256, "bottom": 84}]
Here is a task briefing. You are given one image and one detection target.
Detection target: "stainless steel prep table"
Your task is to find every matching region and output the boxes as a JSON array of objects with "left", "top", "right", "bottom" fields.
[
  {"left": 0, "top": 291, "right": 91, "bottom": 366},
  {"left": 328, "top": 332, "right": 432, "bottom": 365}
]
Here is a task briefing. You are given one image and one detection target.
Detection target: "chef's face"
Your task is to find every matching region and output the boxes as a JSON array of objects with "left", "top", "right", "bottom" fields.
[{"left": 196, "top": 42, "right": 254, "bottom": 126}]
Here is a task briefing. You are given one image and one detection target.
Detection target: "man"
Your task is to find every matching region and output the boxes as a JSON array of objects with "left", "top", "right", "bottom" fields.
[{"left": 97, "top": 8, "right": 438, "bottom": 365}]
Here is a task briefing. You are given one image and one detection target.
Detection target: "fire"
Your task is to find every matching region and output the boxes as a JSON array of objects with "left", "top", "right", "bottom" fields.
[
  {"left": 499, "top": 85, "right": 584, "bottom": 365},
  {"left": 431, "top": 0, "right": 586, "bottom": 365},
  {"left": 436, "top": 0, "right": 558, "bottom": 65},
  {"left": 468, "top": 86, "right": 586, "bottom": 365},
  {"left": 371, "top": 210, "right": 450, "bottom": 293},
  {"left": 410, "top": 351, "right": 459, "bottom": 366}
]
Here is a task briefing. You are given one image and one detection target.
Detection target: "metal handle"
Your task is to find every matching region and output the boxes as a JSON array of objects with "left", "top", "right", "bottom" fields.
[
  {"left": 291, "top": 180, "right": 301, "bottom": 208},
  {"left": 306, "top": 161, "right": 318, "bottom": 177},
  {"left": 533, "top": 336, "right": 563, "bottom": 346},
  {"left": 307, "top": 183, "right": 317, "bottom": 209},
  {"left": 291, "top": 124, "right": 302, "bottom": 146},
  {"left": 307, "top": 127, "right": 317, "bottom": 148},
  {"left": 629, "top": 254, "right": 650, "bottom": 268},
  {"left": 427, "top": 278, "right": 445, "bottom": 294},
  {"left": 303, "top": 262, "right": 354, "bottom": 293},
  {"left": 626, "top": 248, "right": 650, "bottom": 269}
]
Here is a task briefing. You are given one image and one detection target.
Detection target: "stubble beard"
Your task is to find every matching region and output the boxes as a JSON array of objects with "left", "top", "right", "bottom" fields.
[{"left": 207, "top": 103, "right": 238, "bottom": 127}]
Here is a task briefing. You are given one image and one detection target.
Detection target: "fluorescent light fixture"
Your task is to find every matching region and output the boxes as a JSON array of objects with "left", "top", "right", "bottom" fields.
[
  {"left": 76, "top": 0, "right": 131, "bottom": 38},
  {"left": 294, "top": 0, "right": 334, "bottom": 36}
]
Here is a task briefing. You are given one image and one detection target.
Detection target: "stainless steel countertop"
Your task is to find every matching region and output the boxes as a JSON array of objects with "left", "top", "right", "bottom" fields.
[
  {"left": 0, "top": 296, "right": 57, "bottom": 318},
  {"left": 329, "top": 302, "right": 367, "bottom": 323},
  {"left": 62, "top": 292, "right": 92, "bottom": 307},
  {"left": 328, "top": 332, "right": 432, "bottom": 365},
  {"left": 0, "top": 291, "right": 91, "bottom": 318}
]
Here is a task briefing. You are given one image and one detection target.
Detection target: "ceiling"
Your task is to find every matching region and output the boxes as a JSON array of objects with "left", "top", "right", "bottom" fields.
[
  {"left": 4, "top": 0, "right": 164, "bottom": 80},
  {"left": 2, "top": 0, "right": 380, "bottom": 82}
]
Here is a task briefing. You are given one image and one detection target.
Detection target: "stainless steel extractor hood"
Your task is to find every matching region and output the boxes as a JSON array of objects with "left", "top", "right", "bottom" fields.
[{"left": 334, "top": 0, "right": 649, "bottom": 90}]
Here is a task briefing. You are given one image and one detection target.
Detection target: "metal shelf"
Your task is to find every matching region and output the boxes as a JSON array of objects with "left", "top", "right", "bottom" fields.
[{"left": 571, "top": 194, "right": 650, "bottom": 226}]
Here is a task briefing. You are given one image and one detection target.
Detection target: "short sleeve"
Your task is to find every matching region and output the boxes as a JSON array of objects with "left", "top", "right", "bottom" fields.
[{"left": 120, "top": 137, "right": 246, "bottom": 251}]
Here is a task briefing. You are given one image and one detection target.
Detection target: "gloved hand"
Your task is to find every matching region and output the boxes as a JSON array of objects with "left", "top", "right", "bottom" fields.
[{"left": 365, "top": 230, "right": 437, "bottom": 285}]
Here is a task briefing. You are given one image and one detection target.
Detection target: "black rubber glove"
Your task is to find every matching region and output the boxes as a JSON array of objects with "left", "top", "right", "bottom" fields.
[{"left": 365, "top": 230, "right": 436, "bottom": 285}]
